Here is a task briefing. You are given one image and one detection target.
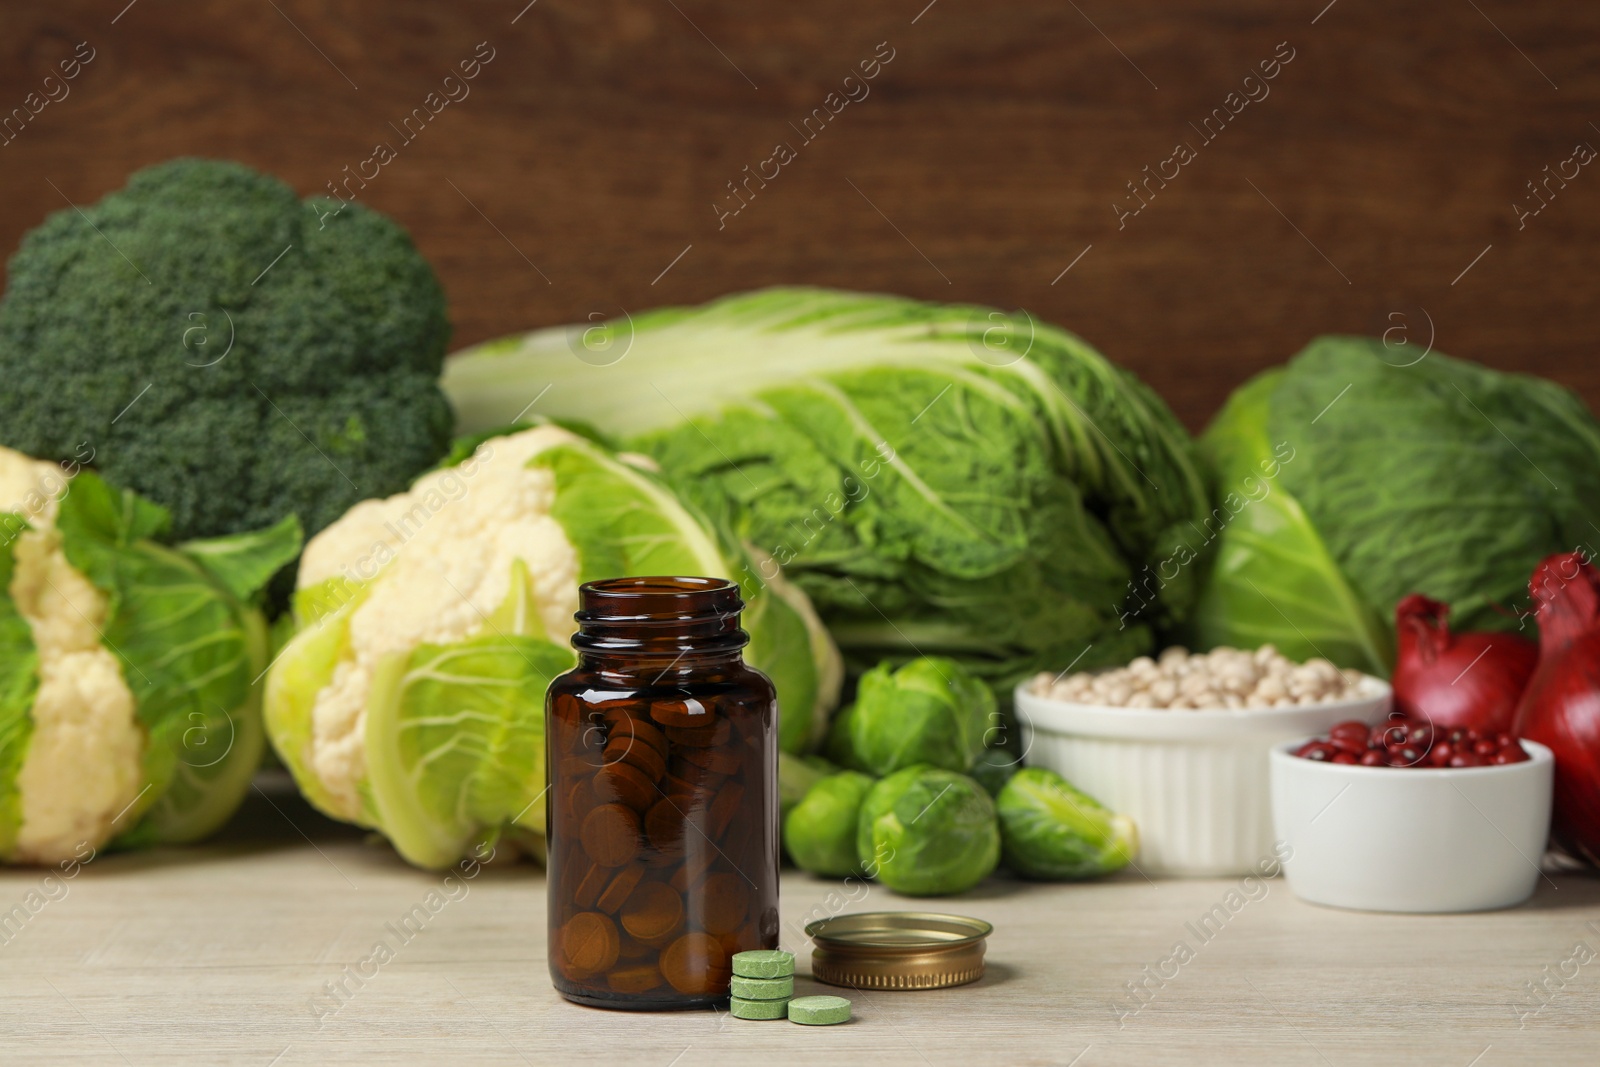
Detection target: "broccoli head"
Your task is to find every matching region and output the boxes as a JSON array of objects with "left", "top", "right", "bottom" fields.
[{"left": 0, "top": 157, "right": 454, "bottom": 543}]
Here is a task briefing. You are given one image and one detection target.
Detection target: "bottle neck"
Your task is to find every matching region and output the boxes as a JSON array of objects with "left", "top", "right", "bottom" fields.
[
  {"left": 577, "top": 648, "right": 744, "bottom": 680},
  {"left": 571, "top": 576, "right": 748, "bottom": 677}
]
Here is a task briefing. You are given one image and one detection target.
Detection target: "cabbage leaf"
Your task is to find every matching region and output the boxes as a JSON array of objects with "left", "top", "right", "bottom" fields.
[
  {"left": 1197, "top": 337, "right": 1600, "bottom": 670},
  {"left": 54, "top": 472, "right": 299, "bottom": 846},
  {"left": 0, "top": 519, "right": 40, "bottom": 857},
  {"left": 1192, "top": 370, "right": 1390, "bottom": 673},
  {"left": 367, "top": 631, "right": 572, "bottom": 868}
]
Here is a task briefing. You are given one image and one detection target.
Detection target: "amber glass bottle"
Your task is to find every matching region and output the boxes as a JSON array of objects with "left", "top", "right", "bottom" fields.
[{"left": 545, "top": 576, "right": 779, "bottom": 1009}]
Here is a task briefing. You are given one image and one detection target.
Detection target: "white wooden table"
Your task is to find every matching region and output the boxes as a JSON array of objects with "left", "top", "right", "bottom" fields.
[{"left": 2, "top": 775, "right": 1597, "bottom": 1066}]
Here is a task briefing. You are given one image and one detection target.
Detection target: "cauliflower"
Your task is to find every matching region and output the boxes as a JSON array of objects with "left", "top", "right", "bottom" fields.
[
  {"left": 0, "top": 450, "right": 141, "bottom": 864},
  {"left": 0, "top": 446, "right": 300, "bottom": 865},
  {"left": 266, "top": 425, "right": 842, "bottom": 868},
  {"left": 298, "top": 425, "right": 581, "bottom": 819}
]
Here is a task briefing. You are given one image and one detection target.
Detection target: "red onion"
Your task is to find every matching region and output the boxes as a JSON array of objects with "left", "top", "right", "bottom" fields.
[
  {"left": 1392, "top": 593, "right": 1537, "bottom": 735},
  {"left": 1514, "top": 553, "right": 1600, "bottom": 865}
]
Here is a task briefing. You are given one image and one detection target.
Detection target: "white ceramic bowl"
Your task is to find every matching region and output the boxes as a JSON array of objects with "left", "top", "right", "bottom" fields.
[
  {"left": 1015, "top": 677, "right": 1391, "bottom": 877},
  {"left": 1270, "top": 738, "right": 1553, "bottom": 913}
]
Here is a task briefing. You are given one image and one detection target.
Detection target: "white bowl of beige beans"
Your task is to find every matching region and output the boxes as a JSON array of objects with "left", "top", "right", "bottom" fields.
[{"left": 1015, "top": 646, "right": 1391, "bottom": 877}]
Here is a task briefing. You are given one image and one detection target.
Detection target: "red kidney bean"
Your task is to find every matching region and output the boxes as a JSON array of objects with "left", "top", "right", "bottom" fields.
[
  {"left": 1330, "top": 721, "right": 1369, "bottom": 747},
  {"left": 1294, "top": 718, "right": 1531, "bottom": 769}
]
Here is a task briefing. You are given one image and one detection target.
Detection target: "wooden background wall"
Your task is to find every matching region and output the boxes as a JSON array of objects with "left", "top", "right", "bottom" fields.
[{"left": 0, "top": 0, "right": 1594, "bottom": 431}]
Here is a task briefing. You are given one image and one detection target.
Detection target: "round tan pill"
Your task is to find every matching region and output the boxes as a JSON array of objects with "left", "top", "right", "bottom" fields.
[
  {"left": 559, "top": 912, "right": 619, "bottom": 979},
  {"left": 581, "top": 803, "right": 642, "bottom": 868},
  {"left": 617, "top": 930, "right": 652, "bottom": 959},
  {"left": 561, "top": 778, "right": 595, "bottom": 836},
  {"left": 596, "top": 864, "right": 646, "bottom": 915},
  {"left": 668, "top": 847, "right": 717, "bottom": 893},
  {"left": 593, "top": 759, "right": 656, "bottom": 811},
  {"left": 660, "top": 773, "right": 709, "bottom": 808},
  {"left": 557, "top": 753, "right": 595, "bottom": 778},
  {"left": 679, "top": 744, "right": 743, "bottom": 778},
  {"left": 645, "top": 798, "right": 688, "bottom": 854},
  {"left": 548, "top": 694, "right": 586, "bottom": 746},
  {"left": 660, "top": 931, "right": 730, "bottom": 995},
  {"left": 669, "top": 755, "right": 727, "bottom": 791},
  {"left": 698, "top": 871, "right": 749, "bottom": 936},
  {"left": 649, "top": 697, "right": 715, "bottom": 728},
  {"left": 721, "top": 805, "right": 759, "bottom": 862},
  {"left": 620, "top": 881, "right": 685, "bottom": 945},
  {"left": 610, "top": 714, "right": 670, "bottom": 761},
  {"left": 555, "top": 851, "right": 585, "bottom": 906},
  {"left": 708, "top": 782, "right": 744, "bottom": 839},
  {"left": 716, "top": 921, "right": 759, "bottom": 961},
  {"left": 574, "top": 862, "right": 610, "bottom": 910},
  {"left": 666, "top": 719, "right": 732, "bottom": 748},
  {"left": 607, "top": 962, "right": 665, "bottom": 994},
  {"left": 599, "top": 703, "right": 641, "bottom": 725},
  {"left": 606, "top": 734, "right": 666, "bottom": 782}
]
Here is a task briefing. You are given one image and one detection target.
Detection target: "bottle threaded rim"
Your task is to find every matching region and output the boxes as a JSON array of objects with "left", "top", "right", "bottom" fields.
[{"left": 572, "top": 576, "right": 746, "bottom": 655}]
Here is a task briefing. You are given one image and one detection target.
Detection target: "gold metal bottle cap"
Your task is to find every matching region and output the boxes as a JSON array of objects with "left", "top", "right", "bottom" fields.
[{"left": 805, "top": 911, "right": 993, "bottom": 991}]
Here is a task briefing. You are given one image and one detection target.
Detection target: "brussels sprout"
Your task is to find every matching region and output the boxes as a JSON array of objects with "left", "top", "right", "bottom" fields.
[
  {"left": 779, "top": 752, "right": 839, "bottom": 822},
  {"left": 823, "top": 702, "right": 868, "bottom": 772},
  {"left": 857, "top": 766, "right": 999, "bottom": 896},
  {"left": 785, "top": 770, "right": 876, "bottom": 876},
  {"left": 970, "top": 746, "right": 1020, "bottom": 797},
  {"left": 833, "top": 657, "right": 996, "bottom": 776},
  {"left": 996, "top": 768, "right": 1138, "bottom": 880}
]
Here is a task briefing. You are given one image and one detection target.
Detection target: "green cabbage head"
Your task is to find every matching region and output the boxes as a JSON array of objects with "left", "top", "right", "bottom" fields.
[
  {"left": 1194, "top": 337, "right": 1600, "bottom": 673},
  {"left": 442, "top": 288, "right": 1212, "bottom": 690},
  {"left": 263, "top": 425, "right": 841, "bottom": 869}
]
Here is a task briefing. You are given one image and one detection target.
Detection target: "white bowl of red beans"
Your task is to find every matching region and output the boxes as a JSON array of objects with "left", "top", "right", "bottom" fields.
[{"left": 1270, "top": 720, "right": 1553, "bottom": 913}]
